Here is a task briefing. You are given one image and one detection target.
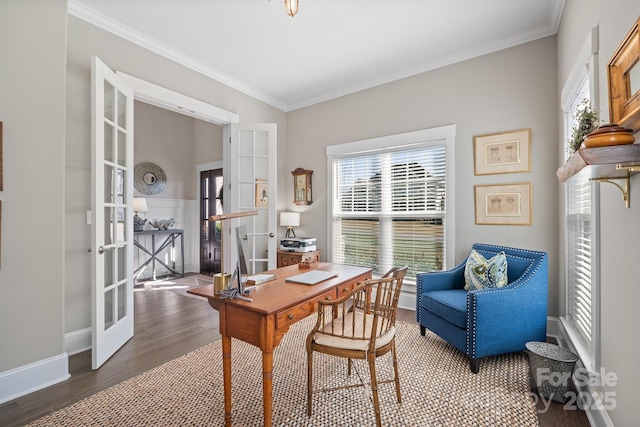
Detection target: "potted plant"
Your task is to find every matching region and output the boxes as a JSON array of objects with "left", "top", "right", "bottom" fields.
[{"left": 566, "top": 98, "right": 600, "bottom": 156}]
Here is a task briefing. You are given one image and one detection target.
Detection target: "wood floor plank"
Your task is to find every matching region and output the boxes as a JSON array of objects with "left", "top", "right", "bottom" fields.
[{"left": 0, "top": 286, "right": 589, "bottom": 427}]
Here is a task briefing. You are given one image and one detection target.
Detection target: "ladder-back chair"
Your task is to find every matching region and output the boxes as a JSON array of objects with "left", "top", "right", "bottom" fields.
[{"left": 306, "top": 266, "right": 407, "bottom": 427}]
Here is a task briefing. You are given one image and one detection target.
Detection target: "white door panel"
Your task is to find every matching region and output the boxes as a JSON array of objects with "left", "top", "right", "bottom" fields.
[
  {"left": 227, "top": 123, "right": 277, "bottom": 274},
  {"left": 91, "top": 56, "right": 134, "bottom": 369}
]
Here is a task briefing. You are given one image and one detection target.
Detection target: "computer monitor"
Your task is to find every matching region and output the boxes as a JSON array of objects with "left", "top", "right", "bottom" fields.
[{"left": 231, "top": 224, "right": 250, "bottom": 294}]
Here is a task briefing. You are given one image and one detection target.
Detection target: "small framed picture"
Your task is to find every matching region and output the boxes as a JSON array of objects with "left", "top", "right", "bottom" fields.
[
  {"left": 255, "top": 180, "right": 268, "bottom": 208},
  {"left": 474, "top": 183, "right": 532, "bottom": 226},
  {"left": 474, "top": 129, "right": 531, "bottom": 175}
]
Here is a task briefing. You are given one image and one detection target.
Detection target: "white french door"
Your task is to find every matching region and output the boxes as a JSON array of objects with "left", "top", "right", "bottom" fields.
[
  {"left": 91, "top": 56, "right": 135, "bottom": 369},
  {"left": 227, "top": 123, "right": 278, "bottom": 273}
]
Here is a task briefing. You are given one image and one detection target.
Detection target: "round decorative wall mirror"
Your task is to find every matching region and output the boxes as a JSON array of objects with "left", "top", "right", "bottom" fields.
[{"left": 134, "top": 162, "right": 166, "bottom": 195}]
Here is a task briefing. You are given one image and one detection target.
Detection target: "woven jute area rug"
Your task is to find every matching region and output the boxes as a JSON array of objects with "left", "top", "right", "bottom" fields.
[{"left": 29, "top": 316, "right": 538, "bottom": 426}]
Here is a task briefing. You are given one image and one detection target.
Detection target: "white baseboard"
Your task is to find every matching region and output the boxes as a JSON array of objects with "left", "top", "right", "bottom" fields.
[
  {"left": 65, "top": 327, "right": 92, "bottom": 356},
  {"left": 546, "top": 316, "right": 561, "bottom": 342},
  {"left": 398, "top": 293, "right": 416, "bottom": 312},
  {"left": 0, "top": 353, "right": 70, "bottom": 404}
]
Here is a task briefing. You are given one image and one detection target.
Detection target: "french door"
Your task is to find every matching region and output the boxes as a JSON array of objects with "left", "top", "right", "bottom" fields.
[
  {"left": 227, "top": 123, "right": 278, "bottom": 273},
  {"left": 91, "top": 56, "right": 135, "bottom": 369}
]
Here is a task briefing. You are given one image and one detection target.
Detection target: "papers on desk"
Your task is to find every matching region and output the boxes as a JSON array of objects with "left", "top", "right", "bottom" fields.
[
  {"left": 245, "top": 273, "right": 276, "bottom": 286},
  {"left": 285, "top": 270, "right": 338, "bottom": 285}
]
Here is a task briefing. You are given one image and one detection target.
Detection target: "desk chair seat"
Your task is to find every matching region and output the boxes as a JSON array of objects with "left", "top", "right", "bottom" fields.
[
  {"left": 312, "top": 311, "right": 397, "bottom": 351},
  {"left": 306, "top": 266, "right": 407, "bottom": 427}
]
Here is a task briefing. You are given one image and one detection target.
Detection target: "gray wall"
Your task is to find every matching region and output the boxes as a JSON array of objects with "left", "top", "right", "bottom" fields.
[
  {"left": 0, "top": 0, "right": 67, "bottom": 369},
  {"left": 287, "top": 36, "right": 560, "bottom": 313},
  {"left": 556, "top": 1, "right": 640, "bottom": 425}
]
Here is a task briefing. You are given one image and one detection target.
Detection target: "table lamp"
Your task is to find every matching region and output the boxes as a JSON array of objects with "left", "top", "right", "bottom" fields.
[
  {"left": 133, "top": 197, "right": 148, "bottom": 232},
  {"left": 280, "top": 212, "right": 300, "bottom": 238}
]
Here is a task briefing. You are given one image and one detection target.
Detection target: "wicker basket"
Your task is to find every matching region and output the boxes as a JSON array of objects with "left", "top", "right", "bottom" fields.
[{"left": 525, "top": 341, "right": 579, "bottom": 403}]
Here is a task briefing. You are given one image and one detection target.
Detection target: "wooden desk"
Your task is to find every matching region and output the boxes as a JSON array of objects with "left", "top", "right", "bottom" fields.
[{"left": 188, "top": 263, "right": 372, "bottom": 427}]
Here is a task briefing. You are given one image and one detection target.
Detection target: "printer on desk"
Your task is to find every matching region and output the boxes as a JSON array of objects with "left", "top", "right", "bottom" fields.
[{"left": 280, "top": 236, "right": 317, "bottom": 252}]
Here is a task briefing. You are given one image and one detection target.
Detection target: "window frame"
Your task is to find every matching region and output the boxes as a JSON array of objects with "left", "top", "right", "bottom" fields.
[
  {"left": 326, "top": 125, "right": 456, "bottom": 305},
  {"left": 560, "top": 26, "right": 601, "bottom": 373}
]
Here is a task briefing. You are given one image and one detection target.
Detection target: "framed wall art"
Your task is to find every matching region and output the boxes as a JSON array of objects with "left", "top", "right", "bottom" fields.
[
  {"left": 474, "top": 182, "right": 532, "bottom": 226},
  {"left": 473, "top": 128, "right": 531, "bottom": 175},
  {"left": 292, "top": 168, "right": 313, "bottom": 205},
  {"left": 607, "top": 17, "right": 640, "bottom": 131},
  {"left": 255, "top": 180, "right": 269, "bottom": 208}
]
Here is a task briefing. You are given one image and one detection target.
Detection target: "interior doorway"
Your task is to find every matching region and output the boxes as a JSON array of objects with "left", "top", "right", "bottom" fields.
[{"left": 200, "top": 168, "right": 223, "bottom": 275}]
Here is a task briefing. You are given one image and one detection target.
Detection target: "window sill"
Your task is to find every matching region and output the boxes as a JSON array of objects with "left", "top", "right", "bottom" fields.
[{"left": 559, "top": 316, "right": 595, "bottom": 373}]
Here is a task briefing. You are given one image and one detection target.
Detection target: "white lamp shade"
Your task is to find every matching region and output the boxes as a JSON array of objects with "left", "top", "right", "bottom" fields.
[
  {"left": 280, "top": 212, "right": 300, "bottom": 227},
  {"left": 133, "top": 197, "right": 148, "bottom": 213}
]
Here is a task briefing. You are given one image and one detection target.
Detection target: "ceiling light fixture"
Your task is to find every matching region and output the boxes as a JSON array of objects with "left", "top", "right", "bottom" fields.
[{"left": 284, "top": 0, "right": 299, "bottom": 17}]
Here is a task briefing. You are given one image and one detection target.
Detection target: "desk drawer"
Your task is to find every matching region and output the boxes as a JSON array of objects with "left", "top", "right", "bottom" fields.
[
  {"left": 336, "top": 280, "right": 359, "bottom": 297},
  {"left": 276, "top": 289, "right": 334, "bottom": 330}
]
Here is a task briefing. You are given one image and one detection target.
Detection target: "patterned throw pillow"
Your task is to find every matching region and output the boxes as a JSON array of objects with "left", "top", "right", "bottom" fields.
[{"left": 464, "top": 249, "right": 508, "bottom": 291}]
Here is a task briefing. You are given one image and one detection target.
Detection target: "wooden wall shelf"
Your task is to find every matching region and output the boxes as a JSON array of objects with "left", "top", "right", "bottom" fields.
[{"left": 556, "top": 144, "right": 640, "bottom": 182}]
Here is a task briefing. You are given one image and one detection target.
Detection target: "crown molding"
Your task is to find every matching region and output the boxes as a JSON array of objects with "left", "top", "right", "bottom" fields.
[
  {"left": 288, "top": 0, "right": 564, "bottom": 111},
  {"left": 67, "top": 0, "right": 288, "bottom": 112},
  {"left": 288, "top": 22, "right": 561, "bottom": 111}
]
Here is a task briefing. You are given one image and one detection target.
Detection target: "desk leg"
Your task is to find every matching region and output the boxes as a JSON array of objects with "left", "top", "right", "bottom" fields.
[
  {"left": 222, "top": 335, "right": 232, "bottom": 427},
  {"left": 262, "top": 351, "right": 274, "bottom": 427}
]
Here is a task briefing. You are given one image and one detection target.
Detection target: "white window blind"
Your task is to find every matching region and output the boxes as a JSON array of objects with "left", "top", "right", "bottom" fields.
[
  {"left": 566, "top": 178, "right": 593, "bottom": 351},
  {"left": 331, "top": 145, "right": 446, "bottom": 277}
]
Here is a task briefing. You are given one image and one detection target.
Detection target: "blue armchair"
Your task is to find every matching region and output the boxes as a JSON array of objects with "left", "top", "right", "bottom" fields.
[{"left": 416, "top": 243, "right": 548, "bottom": 373}]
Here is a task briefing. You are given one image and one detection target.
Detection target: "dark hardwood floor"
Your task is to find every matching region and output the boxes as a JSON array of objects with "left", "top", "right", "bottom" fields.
[{"left": 0, "top": 285, "right": 589, "bottom": 427}]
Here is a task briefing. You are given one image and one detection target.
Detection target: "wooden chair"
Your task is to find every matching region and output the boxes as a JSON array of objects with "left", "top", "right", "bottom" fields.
[{"left": 306, "top": 267, "right": 408, "bottom": 427}]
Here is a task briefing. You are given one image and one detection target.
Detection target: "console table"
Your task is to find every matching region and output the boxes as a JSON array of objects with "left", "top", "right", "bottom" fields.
[
  {"left": 276, "top": 249, "right": 321, "bottom": 268},
  {"left": 188, "top": 262, "right": 372, "bottom": 426},
  {"left": 134, "top": 229, "right": 184, "bottom": 281}
]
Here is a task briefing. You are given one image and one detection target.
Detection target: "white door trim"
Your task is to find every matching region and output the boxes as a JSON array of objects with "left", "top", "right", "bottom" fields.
[{"left": 115, "top": 72, "right": 239, "bottom": 125}]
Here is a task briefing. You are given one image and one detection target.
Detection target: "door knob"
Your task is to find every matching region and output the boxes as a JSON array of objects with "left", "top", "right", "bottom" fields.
[{"left": 269, "top": 232, "right": 275, "bottom": 238}]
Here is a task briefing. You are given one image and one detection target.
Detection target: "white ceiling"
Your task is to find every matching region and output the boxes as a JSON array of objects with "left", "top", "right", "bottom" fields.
[{"left": 69, "top": 0, "right": 565, "bottom": 112}]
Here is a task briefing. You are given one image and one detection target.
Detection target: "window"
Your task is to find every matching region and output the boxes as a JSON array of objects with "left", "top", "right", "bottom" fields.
[
  {"left": 560, "top": 27, "right": 600, "bottom": 372},
  {"left": 326, "top": 126, "right": 455, "bottom": 284},
  {"left": 565, "top": 163, "right": 594, "bottom": 352}
]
